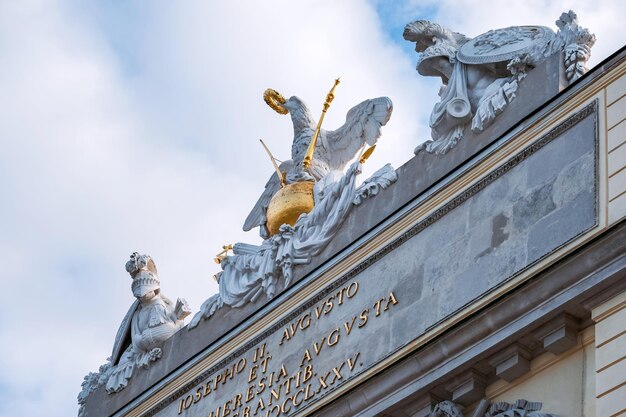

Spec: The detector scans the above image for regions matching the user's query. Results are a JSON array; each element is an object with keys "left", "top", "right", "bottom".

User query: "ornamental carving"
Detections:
[{"left": 404, "top": 10, "right": 595, "bottom": 155}]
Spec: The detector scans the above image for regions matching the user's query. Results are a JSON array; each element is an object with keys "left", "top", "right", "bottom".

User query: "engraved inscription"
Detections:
[{"left": 176, "top": 282, "right": 399, "bottom": 417}]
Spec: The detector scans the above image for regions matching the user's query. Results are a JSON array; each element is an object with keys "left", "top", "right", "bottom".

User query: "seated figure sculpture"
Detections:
[
  {"left": 78, "top": 253, "right": 191, "bottom": 414},
  {"left": 105, "top": 253, "right": 191, "bottom": 393},
  {"left": 96, "top": 253, "right": 191, "bottom": 394}
]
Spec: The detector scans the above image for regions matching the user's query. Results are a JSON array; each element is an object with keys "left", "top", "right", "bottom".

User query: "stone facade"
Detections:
[{"left": 79, "top": 32, "right": 626, "bottom": 417}]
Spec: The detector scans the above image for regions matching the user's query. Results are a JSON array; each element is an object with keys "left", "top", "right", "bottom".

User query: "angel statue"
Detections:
[
  {"left": 404, "top": 11, "right": 595, "bottom": 155},
  {"left": 244, "top": 84, "right": 393, "bottom": 238}
]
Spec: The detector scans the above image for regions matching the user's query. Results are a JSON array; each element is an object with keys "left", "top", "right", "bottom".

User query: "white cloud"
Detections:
[{"left": 0, "top": 1, "right": 622, "bottom": 416}]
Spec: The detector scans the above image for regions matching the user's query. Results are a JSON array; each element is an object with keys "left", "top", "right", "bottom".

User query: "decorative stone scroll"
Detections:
[{"left": 404, "top": 10, "right": 595, "bottom": 154}]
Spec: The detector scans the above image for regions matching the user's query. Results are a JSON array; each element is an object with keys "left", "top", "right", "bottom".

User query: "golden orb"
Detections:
[{"left": 266, "top": 181, "right": 315, "bottom": 235}]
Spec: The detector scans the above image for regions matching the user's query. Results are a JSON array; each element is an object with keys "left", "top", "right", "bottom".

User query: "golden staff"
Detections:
[
  {"left": 302, "top": 78, "right": 341, "bottom": 171},
  {"left": 259, "top": 139, "right": 285, "bottom": 188}
]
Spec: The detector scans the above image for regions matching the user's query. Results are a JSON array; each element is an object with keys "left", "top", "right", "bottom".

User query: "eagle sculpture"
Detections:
[{"left": 244, "top": 94, "right": 393, "bottom": 238}]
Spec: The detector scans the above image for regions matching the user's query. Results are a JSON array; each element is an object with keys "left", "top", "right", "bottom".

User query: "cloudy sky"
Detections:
[{"left": 0, "top": 1, "right": 623, "bottom": 416}]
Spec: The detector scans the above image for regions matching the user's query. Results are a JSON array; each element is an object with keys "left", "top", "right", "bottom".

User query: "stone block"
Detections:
[
  {"left": 487, "top": 343, "right": 531, "bottom": 382},
  {"left": 596, "top": 353, "right": 626, "bottom": 396},
  {"left": 468, "top": 171, "right": 525, "bottom": 225},
  {"left": 597, "top": 381, "right": 626, "bottom": 417},
  {"left": 607, "top": 95, "right": 626, "bottom": 129},
  {"left": 446, "top": 370, "right": 487, "bottom": 406},
  {"left": 533, "top": 313, "right": 580, "bottom": 354},
  {"left": 609, "top": 138, "right": 626, "bottom": 176},
  {"left": 596, "top": 306, "right": 626, "bottom": 347},
  {"left": 527, "top": 191, "right": 595, "bottom": 263},
  {"left": 591, "top": 289, "right": 626, "bottom": 322},
  {"left": 511, "top": 182, "right": 556, "bottom": 230},
  {"left": 609, "top": 167, "right": 626, "bottom": 200},
  {"left": 552, "top": 151, "right": 595, "bottom": 208},
  {"left": 596, "top": 332, "right": 626, "bottom": 372},
  {"left": 609, "top": 191, "right": 626, "bottom": 224},
  {"left": 607, "top": 72, "right": 626, "bottom": 105},
  {"left": 525, "top": 114, "right": 594, "bottom": 189},
  {"left": 608, "top": 119, "right": 626, "bottom": 152}
]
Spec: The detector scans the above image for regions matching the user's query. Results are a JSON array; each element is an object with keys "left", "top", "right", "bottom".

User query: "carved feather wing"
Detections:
[
  {"left": 323, "top": 97, "right": 393, "bottom": 171},
  {"left": 243, "top": 160, "right": 294, "bottom": 232},
  {"left": 403, "top": 20, "right": 469, "bottom": 51}
]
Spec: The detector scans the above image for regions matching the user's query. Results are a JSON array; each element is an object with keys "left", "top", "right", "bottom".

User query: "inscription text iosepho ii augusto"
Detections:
[{"left": 178, "top": 281, "right": 399, "bottom": 417}]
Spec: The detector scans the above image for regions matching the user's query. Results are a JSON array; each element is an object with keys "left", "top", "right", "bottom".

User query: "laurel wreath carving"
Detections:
[{"left": 263, "top": 88, "right": 289, "bottom": 115}]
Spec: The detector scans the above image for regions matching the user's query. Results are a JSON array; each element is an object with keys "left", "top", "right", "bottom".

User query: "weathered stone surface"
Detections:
[{"left": 96, "top": 101, "right": 597, "bottom": 417}]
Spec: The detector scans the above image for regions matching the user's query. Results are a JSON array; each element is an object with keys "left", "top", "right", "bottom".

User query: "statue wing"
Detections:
[
  {"left": 243, "top": 160, "right": 294, "bottom": 232},
  {"left": 323, "top": 97, "right": 393, "bottom": 171},
  {"left": 111, "top": 299, "right": 140, "bottom": 365}
]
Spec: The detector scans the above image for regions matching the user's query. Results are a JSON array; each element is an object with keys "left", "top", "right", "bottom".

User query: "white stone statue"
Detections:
[
  {"left": 106, "top": 253, "right": 191, "bottom": 393},
  {"left": 244, "top": 93, "right": 393, "bottom": 238},
  {"left": 189, "top": 86, "right": 397, "bottom": 328},
  {"left": 77, "top": 253, "right": 191, "bottom": 413},
  {"left": 190, "top": 157, "right": 398, "bottom": 329},
  {"left": 404, "top": 10, "right": 595, "bottom": 154}
]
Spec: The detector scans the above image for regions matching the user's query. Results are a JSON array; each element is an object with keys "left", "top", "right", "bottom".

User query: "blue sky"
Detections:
[{"left": 0, "top": 1, "right": 624, "bottom": 416}]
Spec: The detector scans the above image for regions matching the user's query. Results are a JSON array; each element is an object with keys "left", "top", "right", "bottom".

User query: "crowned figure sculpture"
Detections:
[{"left": 104, "top": 253, "right": 191, "bottom": 393}]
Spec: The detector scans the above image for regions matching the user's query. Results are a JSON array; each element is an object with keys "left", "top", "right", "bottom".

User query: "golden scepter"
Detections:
[{"left": 302, "top": 78, "right": 341, "bottom": 172}]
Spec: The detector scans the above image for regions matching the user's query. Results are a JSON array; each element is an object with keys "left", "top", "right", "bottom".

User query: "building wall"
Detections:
[
  {"left": 481, "top": 326, "right": 596, "bottom": 417},
  {"left": 593, "top": 290, "right": 626, "bottom": 417},
  {"left": 81, "top": 49, "right": 626, "bottom": 417},
  {"left": 608, "top": 70, "right": 626, "bottom": 224}
]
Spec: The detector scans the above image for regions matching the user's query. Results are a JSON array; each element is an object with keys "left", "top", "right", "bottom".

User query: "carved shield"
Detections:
[{"left": 458, "top": 25, "right": 554, "bottom": 65}]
